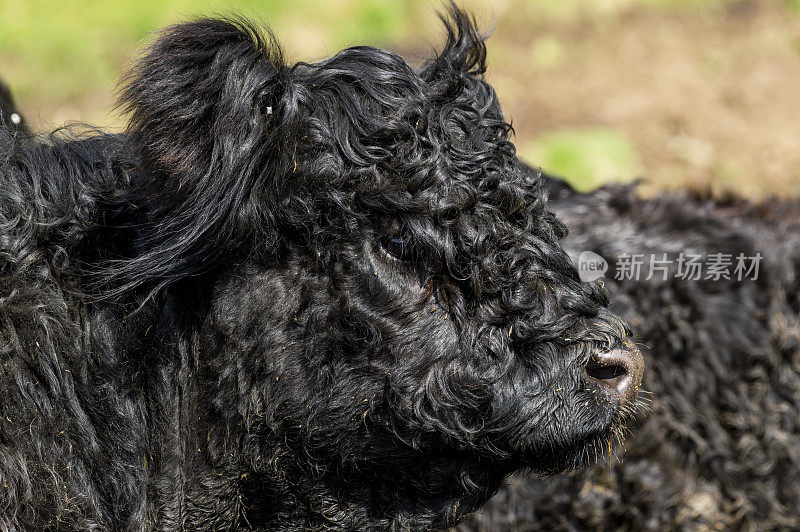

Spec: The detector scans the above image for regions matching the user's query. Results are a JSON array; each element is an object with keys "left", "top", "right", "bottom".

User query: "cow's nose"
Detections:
[{"left": 585, "top": 348, "right": 644, "bottom": 408}]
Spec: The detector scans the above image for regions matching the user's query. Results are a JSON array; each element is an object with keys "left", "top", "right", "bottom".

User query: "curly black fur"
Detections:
[
  {"left": 463, "top": 169, "right": 800, "bottom": 531},
  {"left": 0, "top": 9, "right": 641, "bottom": 530}
]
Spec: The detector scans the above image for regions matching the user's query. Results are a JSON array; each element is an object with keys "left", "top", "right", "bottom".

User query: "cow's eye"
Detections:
[{"left": 381, "top": 236, "right": 416, "bottom": 262}]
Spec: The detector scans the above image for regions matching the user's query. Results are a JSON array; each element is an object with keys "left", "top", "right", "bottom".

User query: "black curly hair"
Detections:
[{"left": 0, "top": 6, "right": 642, "bottom": 529}]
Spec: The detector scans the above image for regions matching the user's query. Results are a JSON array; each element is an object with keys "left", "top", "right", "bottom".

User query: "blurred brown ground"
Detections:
[{"left": 483, "top": 0, "right": 800, "bottom": 198}]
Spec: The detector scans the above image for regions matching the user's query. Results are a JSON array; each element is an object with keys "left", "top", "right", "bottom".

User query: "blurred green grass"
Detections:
[{"left": 520, "top": 129, "right": 641, "bottom": 191}]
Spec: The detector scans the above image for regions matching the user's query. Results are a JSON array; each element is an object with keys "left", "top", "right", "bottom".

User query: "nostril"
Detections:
[
  {"left": 585, "top": 348, "right": 644, "bottom": 408},
  {"left": 585, "top": 358, "right": 627, "bottom": 382}
]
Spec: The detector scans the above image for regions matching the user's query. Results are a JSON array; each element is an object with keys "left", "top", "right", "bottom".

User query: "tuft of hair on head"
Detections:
[
  {"left": 95, "top": 17, "right": 299, "bottom": 303},
  {"left": 420, "top": 2, "right": 490, "bottom": 82}
]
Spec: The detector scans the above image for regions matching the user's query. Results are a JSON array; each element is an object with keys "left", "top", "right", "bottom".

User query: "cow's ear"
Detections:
[
  {"left": 0, "top": 79, "right": 27, "bottom": 132},
  {"left": 100, "top": 19, "right": 299, "bottom": 301},
  {"left": 120, "top": 18, "right": 293, "bottom": 182}
]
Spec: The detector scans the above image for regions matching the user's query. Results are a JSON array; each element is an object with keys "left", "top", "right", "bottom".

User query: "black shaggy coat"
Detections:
[
  {"left": 465, "top": 173, "right": 800, "bottom": 530},
  {"left": 0, "top": 9, "right": 642, "bottom": 531}
]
